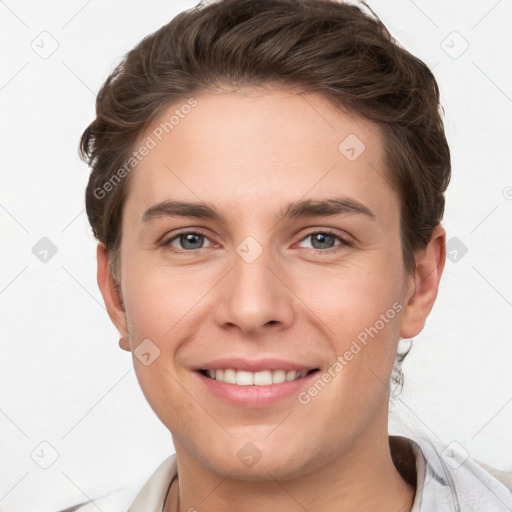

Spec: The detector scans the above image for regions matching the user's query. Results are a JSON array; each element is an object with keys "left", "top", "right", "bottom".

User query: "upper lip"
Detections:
[{"left": 194, "top": 358, "right": 320, "bottom": 373}]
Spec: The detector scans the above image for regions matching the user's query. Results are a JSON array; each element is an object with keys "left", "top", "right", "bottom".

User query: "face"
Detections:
[{"left": 99, "top": 87, "right": 442, "bottom": 480}]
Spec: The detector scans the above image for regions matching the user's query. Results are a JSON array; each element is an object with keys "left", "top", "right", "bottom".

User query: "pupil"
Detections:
[
  {"left": 312, "top": 233, "right": 334, "bottom": 249},
  {"left": 181, "top": 233, "right": 202, "bottom": 249}
]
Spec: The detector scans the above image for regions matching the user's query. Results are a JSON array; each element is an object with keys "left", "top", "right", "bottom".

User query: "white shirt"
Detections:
[{"left": 64, "top": 434, "right": 512, "bottom": 511}]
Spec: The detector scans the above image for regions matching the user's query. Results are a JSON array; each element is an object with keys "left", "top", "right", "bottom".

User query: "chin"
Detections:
[{"left": 200, "top": 444, "right": 310, "bottom": 482}]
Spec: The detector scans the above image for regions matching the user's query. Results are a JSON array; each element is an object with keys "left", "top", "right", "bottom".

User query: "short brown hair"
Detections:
[{"left": 80, "top": 0, "right": 451, "bottom": 389}]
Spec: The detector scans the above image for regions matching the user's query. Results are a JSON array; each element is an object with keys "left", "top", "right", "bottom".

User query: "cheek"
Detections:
[
  {"left": 299, "top": 261, "right": 404, "bottom": 375},
  {"left": 122, "top": 261, "right": 207, "bottom": 341},
  {"left": 303, "top": 263, "right": 401, "bottom": 329},
  {"left": 132, "top": 362, "right": 201, "bottom": 435}
]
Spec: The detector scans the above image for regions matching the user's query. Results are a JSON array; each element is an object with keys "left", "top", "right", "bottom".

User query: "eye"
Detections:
[
  {"left": 163, "top": 231, "right": 215, "bottom": 252},
  {"left": 297, "top": 230, "right": 352, "bottom": 252},
  {"left": 161, "top": 229, "right": 352, "bottom": 254}
]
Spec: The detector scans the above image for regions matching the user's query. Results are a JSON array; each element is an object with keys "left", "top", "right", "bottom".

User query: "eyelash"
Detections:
[{"left": 161, "top": 229, "right": 353, "bottom": 255}]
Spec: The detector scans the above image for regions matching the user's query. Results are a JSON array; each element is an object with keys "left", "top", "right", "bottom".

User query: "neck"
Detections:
[{"left": 165, "top": 431, "right": 416, "bottom": 512}]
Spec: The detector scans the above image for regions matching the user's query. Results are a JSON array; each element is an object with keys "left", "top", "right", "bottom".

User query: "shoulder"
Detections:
[
  {"left": 127, "top": 453, "right": 178, "bottom": 511},
  {"left": 402, "top": 434, "right": 512, "bottom": 511},
  {"left": 473, "top": 460, "right": 512, "bottom": 492},
  {"left": 54, "top": 486, "right": 139, "bottom": 512},
  {"left": 55, "top": 454, "right": 178, "bottom": 512}
]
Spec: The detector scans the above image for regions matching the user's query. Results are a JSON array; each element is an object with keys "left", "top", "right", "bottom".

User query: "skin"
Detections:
[{"left": 97, "top": 86, "right": 446, "bottom": 512}]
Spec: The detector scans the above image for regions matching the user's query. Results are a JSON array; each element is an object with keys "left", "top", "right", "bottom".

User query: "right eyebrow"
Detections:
[{"left": 142, "top": 201, "right": 226, "bottom": 223}]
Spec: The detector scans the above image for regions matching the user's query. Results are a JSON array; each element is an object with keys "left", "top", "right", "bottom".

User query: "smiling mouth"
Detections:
[{"left": 198, "top": 368, "right": 320, "bottom": 385}]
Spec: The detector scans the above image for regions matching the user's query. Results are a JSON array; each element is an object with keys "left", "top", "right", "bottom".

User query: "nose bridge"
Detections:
[{"left": 213, "top": 235, "right": 294, "bottom": 333}]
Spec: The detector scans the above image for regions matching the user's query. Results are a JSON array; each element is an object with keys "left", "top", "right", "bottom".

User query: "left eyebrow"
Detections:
[
  {"left": 278, "top": 198, "right": 376, "bottom": 221},
  {"left": 141, "top": 197, "right": 376, "bottom": 224}
]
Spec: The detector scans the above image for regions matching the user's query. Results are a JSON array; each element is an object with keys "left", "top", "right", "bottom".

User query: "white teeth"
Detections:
[
  {"left": 235, "top": 370, "right": 254, "bottom": 386},
  {"left": 253, "top": 370, "right": 272, "bottom": 385},
  {"left": 205, "top": 368, "right": 311, "bottom": 385},
  {"left": 286, "top": 370, "right": 298, "bottom": 381},
  {"left": 272, "top": 369, "right": 286, "bottom": 383},
  {"left": 223, "top": 368, "right": 236, "bottom": 384}
]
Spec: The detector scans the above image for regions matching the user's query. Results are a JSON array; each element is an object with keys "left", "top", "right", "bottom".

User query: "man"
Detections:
[{"left": 77, "top": 0, "right": 512, "bottom": 510}]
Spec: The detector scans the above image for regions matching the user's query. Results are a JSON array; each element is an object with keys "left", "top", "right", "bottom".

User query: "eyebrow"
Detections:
[
  {"left": 280, "top": 198, "right": 375, "bottom": 221},
  {"left": 141, "top": 197, "right": 376, "bottom": 223}
]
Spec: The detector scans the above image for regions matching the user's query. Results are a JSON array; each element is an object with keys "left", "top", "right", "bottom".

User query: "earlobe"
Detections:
[
  {"left": 119, "top": 336, "right": 131, "bottom": 351},
  {"left": 96, "top": 243, "right": 131, "bottom": 350},
  {"left": 399, "top": 226, "right": 446, "bottom": 339}
]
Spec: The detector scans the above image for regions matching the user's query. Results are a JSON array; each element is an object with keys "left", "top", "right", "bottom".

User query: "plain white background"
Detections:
[{"left": 1, "top": 0, "right": 511, "bottom": 510}]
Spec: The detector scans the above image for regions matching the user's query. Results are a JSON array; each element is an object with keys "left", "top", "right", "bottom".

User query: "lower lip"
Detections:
[{"left": 195, "top": 370, "right": 320, "bottom": 408}]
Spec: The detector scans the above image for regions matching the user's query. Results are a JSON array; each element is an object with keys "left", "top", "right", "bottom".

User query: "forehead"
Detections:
[{"left": 123, "top": 87, "right": 399, "bottom": 229}]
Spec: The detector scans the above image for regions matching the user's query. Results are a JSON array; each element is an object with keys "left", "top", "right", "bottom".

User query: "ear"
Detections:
[
  {"left": 96, "top": 242, "right": 131, "bottom": 352},
  {"left": 400, "top": 225, "right": 446, "bottom": 339}
]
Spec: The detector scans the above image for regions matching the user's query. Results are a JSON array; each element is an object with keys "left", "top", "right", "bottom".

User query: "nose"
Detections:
[{"left": 213, "top": 241, "right": 295, "bottom": 336}]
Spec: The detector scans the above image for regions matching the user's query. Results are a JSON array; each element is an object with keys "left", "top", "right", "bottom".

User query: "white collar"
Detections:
[{"left": 128, "top": 454, "right": 177, "bottom": 512}]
